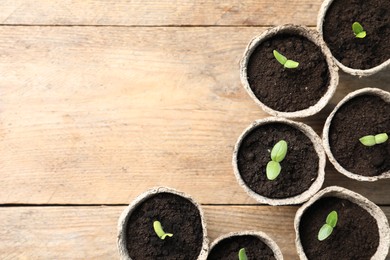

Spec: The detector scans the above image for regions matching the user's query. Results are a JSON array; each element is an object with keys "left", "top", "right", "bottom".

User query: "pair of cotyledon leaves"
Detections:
[
  {"left": 359, "top": 133, "right": 388, "bottom": 147},
  {"left": 266, "top": 140, "right": 288, "bottom": 180},
  {"left": 318, "top": 211, "right": 338, "bottom": 241},
  {"left": 153, "top": 220, "right": 173, "bottom": 240}
]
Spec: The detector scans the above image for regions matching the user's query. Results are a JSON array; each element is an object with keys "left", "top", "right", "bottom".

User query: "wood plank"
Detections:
[
  {"left": 0, "top": 206, "right": 388, "bottom": 259},
  {"left": 0, "top": 0, "right": 322, "bottom": 26},
  {"left": 0, "top": 27, "right": 389, "bottom": 205},
  {"left": 0, "top": 206, "right": 119, "bottom": 259}
]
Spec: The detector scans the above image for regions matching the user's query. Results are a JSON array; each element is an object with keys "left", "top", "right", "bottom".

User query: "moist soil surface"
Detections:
[
  {"left": 299, "top": 197, "right": 379, "bottom": 260},
  {"left": 126, "top": 193, "right": 203, "bottom": 260},
  {"left": 329, "top": 95, "right": 390, "bottom": 176},
  {"left": 323, "top": 0, "right": 390, "bottom": 70},
  {"left": 207, "top": 235, "right": 276, "bottom": 260},
  {"left": 237, "top": 123, "right": 319, "bottom": 198},
  {"left": 247, "top": 33, "right": 330, "bottom": 112}
]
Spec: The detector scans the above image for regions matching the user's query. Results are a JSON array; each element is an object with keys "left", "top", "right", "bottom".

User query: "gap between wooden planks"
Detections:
[
  {"left": 0, "top": 0, "right": 322, "bottom": 26},
  {"left": 0, "top": 26, "right": 389, "bottom": 205},
  {"left": 0, "top": 205, "right": 389, "bottom": 259}
]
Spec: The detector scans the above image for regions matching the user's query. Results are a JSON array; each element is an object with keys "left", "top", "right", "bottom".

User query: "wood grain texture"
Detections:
[
  {"left": 1, "top": 1, "right": 388, "bottom": 259},
  {"left": 0, "top": 206, "right": 388, "bottom": 259},
  {"left": 0, "top": 0, "right": 322, "bottom": 26},
  {"left": 1, "top": 26, "right": 389, "bottom": 205}
]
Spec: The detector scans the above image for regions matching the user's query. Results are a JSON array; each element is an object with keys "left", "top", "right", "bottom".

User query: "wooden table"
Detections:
[{"left": 0, "top": 1, "right": 389, "bottom": 259}]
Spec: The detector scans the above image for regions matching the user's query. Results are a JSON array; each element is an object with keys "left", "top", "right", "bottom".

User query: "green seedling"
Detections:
[
  {"left": 266, "top": 140, "right": 288, "bottom": 180},
  {"left": 318, "top": 210, "right": 338, "bottom": 241},
  {"left": 359, "top": 133, "right": 388, "bottom": 146},
  {"left": 273, "top": 50, "right": 299, "bottom": 69},
  {"left": 352, "top": 22, "right": 366, "bottom": 38},
  {"left": 238, "top": 248, "right": 248, "bottom": 260},
  {"left": 153, "top": 220, "right": 173, "bottom": 240}
]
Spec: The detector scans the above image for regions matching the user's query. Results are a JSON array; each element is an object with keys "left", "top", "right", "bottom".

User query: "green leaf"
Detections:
[
  {"left": 270, "top": 140, "right": 288, "bottom": 163},
  {"left": 238, "top": 248, "right": 248, "bottom": 260},
  {"left": 352, "top": 22, "right": 364, "bottom": 34},
  {"left": 266, "top": 161, "right": 281, "bottom": 180},
  {"left": 160, "top": 233, "right": 173, "bottom": 239},
  {"left": 374, "top": 133, "right": 388, "bottom": 144},
  {"left": 352, "top": 22, "right": 366, "bottom": 38},
  {"left": 273, "top": 50, "right": 299, "bottom": 69},
  {"left": 153, "top": 220, "right": 173, "bottom": 240},
  {"left": 326, "top": 211, "right": 338, "bottom": 228},
  {"left": 318, "top": 223, "right": 333, "bottom": 241},
  {"left": 356, "top": 31, "right": 366, "bottom": 38},
  {"left": 359, "top": 135, "right": 376, "bottom": 146},
  {"left": 284, "top": 60, "right": 299, "bottom": 69},
  {"left": 273, "top": 50, "right": 287, "bottom": 65}
]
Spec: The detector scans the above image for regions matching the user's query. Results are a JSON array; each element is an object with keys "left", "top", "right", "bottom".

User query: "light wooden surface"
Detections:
[
  {"left": 0, "top": 0, "right": 321, "bottom": 26},
  {"left": 0, "top": 1, "right": 389, "bottom": 259}
]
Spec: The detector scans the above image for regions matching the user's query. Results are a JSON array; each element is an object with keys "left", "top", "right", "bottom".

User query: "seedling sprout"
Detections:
[
  {"left": 273, "top": 50, "right": 299, "bottom": 69},
  {"left": 359, "top": 133, "right": 388, "bottom": 146},
  {"left": 318, "top": 210, "right": 338, "bottom": 241},
  {"left": 352, "top": 22, "right": 366, "bottom": 38},
  {"left": 266, "top": 140, "right": 288, "bottom": 180},
  {"left": 153, "top": 220, "right": 173, "bottom": 240},
  {"left": 238, "top": 248, "right": 248, "bottom": 260}
]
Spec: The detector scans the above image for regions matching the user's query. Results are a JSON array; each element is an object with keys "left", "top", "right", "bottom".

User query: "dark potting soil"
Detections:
[
  {"left": 299, "top": 197, "right": 379, "bottom": 260},
  {"left": 247, "top": 33, "right": 330, "bottom": 112},
  {"left": 126, "top": 193, "right": 203, "bottom": 260},
  {"left": 237, "top": 123, "right": 319, "bottom": 198},
  {"left": 207, "top": 235, "right": 276, "bottom": 260},
  {"left": 323, "top": 0, "right": 390, "bottom": 70},
  {"left": 329, "top": 95, "right": 390, "bottom": 176}
]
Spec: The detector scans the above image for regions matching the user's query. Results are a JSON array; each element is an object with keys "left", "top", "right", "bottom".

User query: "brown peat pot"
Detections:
[
  {"left": 240, "top": 24, "right": 338, "bottom": 118},
  {"left": 207, "top": 231, "right": 283, "bottom": 260},
  {"left": 323, "top": 88, "right": 390, "bottom": 181},
  {"left": 233, "top": 117, "right": 326, "bottom": 205},
  {"left": 117, "top": 187, "right": 208, "bottom": 260},
  {"left": 295, "top": 186, "right": 390, "bottom": 260},
  {"left": 317, "top": 0, "right": 390, "bottom": 76}
]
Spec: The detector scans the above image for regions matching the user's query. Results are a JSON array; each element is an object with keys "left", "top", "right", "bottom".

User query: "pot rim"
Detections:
[
  {"left": 322, "top": 87, "right": 390, "bottom": 181},
  {"left": 232, "top": 117, "right": 326, "bottom": 205},
  {"left": 294, "top": 186, "right": 390, "bottom": 260},
  {"left": 239, "top": 24, "right": 339, "bottom": 118},
  {"left": 209, "top": 230, "right": 283, "bottom": 260},
  {"left": 117, "top": 187, "right": 209, "bottom": 260},
  {"left": 317, "top": 0, "right": 390, "bottom": 77}
]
